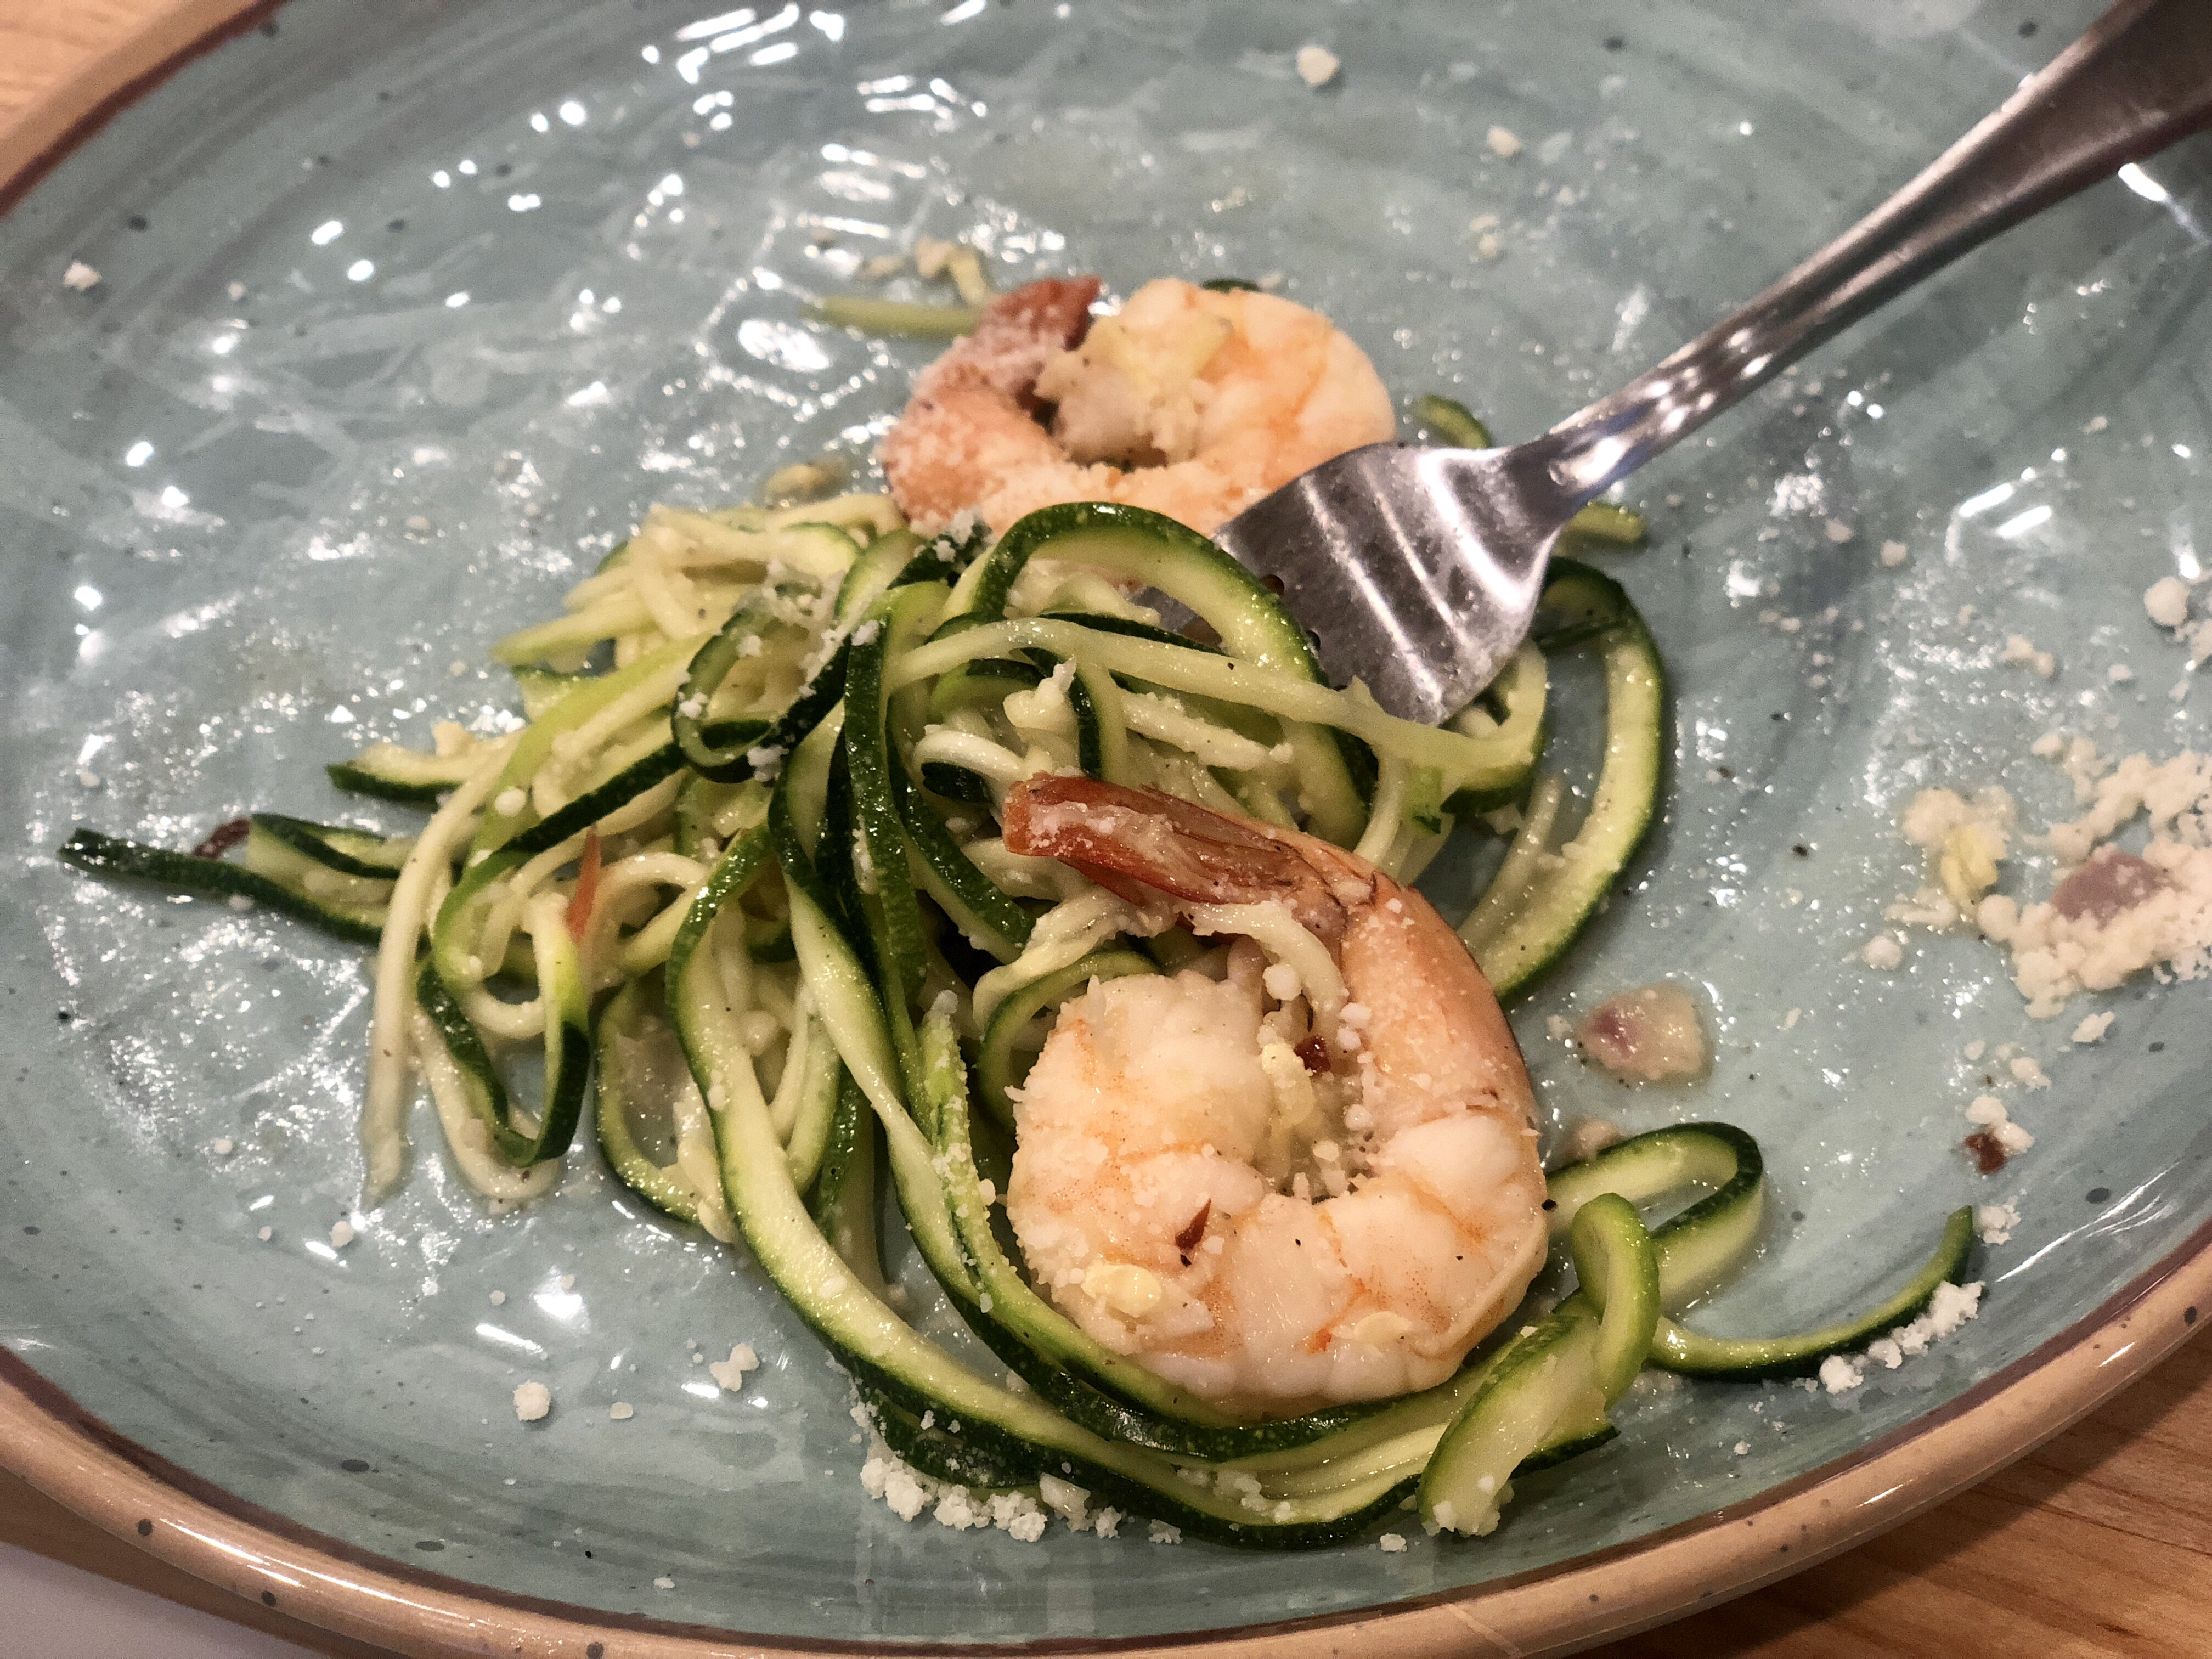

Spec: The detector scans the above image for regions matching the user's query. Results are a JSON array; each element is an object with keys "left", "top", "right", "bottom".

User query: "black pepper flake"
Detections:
[
  {"left": 1602, "top": 35, "right": 1625, "bottom": 50},
  {"left": 261, "top": 1590, "right": 278, "bottom": 1607},
  {"left": 341, "top": 1458, "right": 370, "bottom": 1472},
  {"left": 387, "top": 218, "right": 407, "bottom": 232},
  {"left": 2019, "top": 20, "right": 2039, "bottom": 36},
  {"left": 126, "top": 215, "right": 149, "bottom": 231},
  {"left": 2086, "top": 1186, "right": 2111, "bottom": 1203},
  {"left": 1792, "top": 844, "right": 1809, "bottom": 857},
  {"left": 1541, "top": 1198, "right": 1556, "bottom": 1211},
  {"left": 136, "top": 1519, "right": 152, "bottom": 1536},
  {"left": 494, "top": 162, "right": 513, "bottom": 177}
]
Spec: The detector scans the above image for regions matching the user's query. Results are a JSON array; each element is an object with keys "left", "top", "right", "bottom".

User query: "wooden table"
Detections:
[{"left": 4, "top": 4, "right": 2207, "bottom": 1655}]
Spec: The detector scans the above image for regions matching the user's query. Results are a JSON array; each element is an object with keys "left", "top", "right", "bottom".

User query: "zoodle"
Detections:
[{"left": 61, "top": 390, "right": 1970, "bottom": 1545}]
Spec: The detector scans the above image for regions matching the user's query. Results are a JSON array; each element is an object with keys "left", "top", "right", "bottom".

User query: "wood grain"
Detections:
[{"left": 2, "top": 3, "right": 2209, "bottom": 1657}]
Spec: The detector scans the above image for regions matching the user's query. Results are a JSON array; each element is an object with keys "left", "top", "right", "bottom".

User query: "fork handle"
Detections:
[{"left": 1539, "top": 0, "right": 2212, "bottom": 511}]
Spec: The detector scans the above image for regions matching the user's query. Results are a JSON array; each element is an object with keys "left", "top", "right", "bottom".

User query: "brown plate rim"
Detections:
[{"left": 5, "top": 1224, "right": 2205, "bottom": 1658}]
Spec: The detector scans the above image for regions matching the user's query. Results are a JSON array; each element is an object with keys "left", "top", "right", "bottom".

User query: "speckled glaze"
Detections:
[{"left": 3, "top": 0, "right": 2210, "bottom": 1651}]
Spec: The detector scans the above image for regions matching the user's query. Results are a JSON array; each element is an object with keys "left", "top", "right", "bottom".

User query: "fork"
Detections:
[{"left": 1211, "top": 0, "right": 2212, "bottom": 725}]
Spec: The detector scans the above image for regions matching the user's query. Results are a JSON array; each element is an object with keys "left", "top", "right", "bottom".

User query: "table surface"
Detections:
[{"left": 3, "top": 3, "right": 2209, "bottom": 1656}]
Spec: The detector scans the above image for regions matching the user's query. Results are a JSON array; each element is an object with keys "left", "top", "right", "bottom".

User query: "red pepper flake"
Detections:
[
  {"left": 1294, "top": 1036, "right": 1330, "bottom": 1075},
  {"left": 1174, "top": 1203, "right": 1211, "bottom": 1254},
  {"left": 1963, "top": 1131, "right": 2008, "bottom": 1175},
  {"left": 566, "top": 833, "right": 602, "bottom": 943},
  {"left": 190, "top": 819, "right": 252, "bottom": 860}
]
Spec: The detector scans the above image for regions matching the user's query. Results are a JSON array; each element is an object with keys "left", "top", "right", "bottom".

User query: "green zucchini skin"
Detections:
[
  {"left": 413, "top": 952, "right": 591, "bottom": 1169},
  {"left": 1545, "top": 1122, "right": 1768, "bottom": 1309},
  {"left": 943, "top": 500, "right": 1370, "bottom": 846},
  {"left": 1471, "top": 560, "right": 1666, "bottom": 998},
  {"left": 1651, "top": 1208, "right": 1977, "bottom": 1381},
  {"left": 324, "top": 742, "right": 482, "bottom": 803},
  {"left": 57, "top": 828, "right": 388, "bottom": 944},
  {"left": 592, "top": 976, "right": 711, "bottom": 1228}
]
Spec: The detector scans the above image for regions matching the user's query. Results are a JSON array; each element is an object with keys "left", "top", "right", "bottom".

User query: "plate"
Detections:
[{"left": 4, "top": 1, "right": 2210, "bottom": 1652}]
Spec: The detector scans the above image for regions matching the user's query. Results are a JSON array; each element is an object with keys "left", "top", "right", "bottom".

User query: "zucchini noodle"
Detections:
[{"left": 97, "top": 445, "right": 1982, "bottom": 1552}]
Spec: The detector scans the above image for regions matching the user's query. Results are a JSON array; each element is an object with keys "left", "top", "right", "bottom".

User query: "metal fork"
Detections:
[{"left": 1212, "top": 0, "right": 2212, "bottom": 725}]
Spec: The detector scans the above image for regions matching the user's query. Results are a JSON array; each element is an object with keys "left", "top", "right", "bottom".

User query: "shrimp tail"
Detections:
[
  {"left": 879, "top": 278, "right": 1103, "bottom": 531},
  {"left": 1002, "top": 775, "right": 1356, "bottom": 945},
  {"left": 926, "top": 276, "right": 1102, "bottom": 403}
]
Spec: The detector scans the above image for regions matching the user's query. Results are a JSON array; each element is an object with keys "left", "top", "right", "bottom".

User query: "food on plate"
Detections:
[
  {"left": 1000, "top": 776, "right": 1548, "bottom": 1415},
  {"left": 1575, "top": 983, "right": 1708, "bottom": 1083},
  {"left": 881, "top": 276, "right": 1395, "bottom": 535},
  {"left": 58, "top": 269, "right": 1974, "bottom": 1548}
]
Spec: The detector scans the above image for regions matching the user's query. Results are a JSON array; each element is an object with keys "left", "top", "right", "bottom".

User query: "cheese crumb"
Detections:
[
  {"left": 1999, "top": 634, "right": 2058, "bottom": 679},
  {"left": 1862, "top": 934, "right": 1904, "bottom": 970},
  {"left": 329, "top": 1220, "right": 356, "bottom": 1249},
  {"left": 2072, "top": 1011, "right": 2115, "bottom": 1044},
  {"left": 212, "top": 1137, "right": 234, "bottom": 1155},
  {"left": 2146, "top": 577, "right": 2192, "bottom": 630},
  {"left": 654, "top": 1576, "right": 675, "bottom": 1590},
  {"left": 1879, "top": 540, "right": 1909, "bottom": 568},
  {"left": 708, "top": 1342, "right": 759, "bottom": 1391},
  {"left": 1824, "top": 519, "right": 1854, "bottom": 544},
  {"left": 1148, "top": 1520, "right": 1181, "bottom": 1544},
  {"left": 1486, "top": 125, "right": 1523, "bottom": 158},
  {"left": 1379, "top": 1533, "right": 1408, "bottom": 1552},
  {"left": 1733, "top": 1441, "right": 1751, "bottom": 1456},
  {"left": 1295, "top": 44, "right": 1340, "bottom": 86},
  {"left": 63, "top": 261, "right": 102, "bottom": 291},
  {"left": 2010, "top": 1055, "right": 2049, "bottom": 1088},
  {"left": 1977, "top": 1202, "right": 2021, "bottom": 1245},
  {"left": 489, "top": 1290, "right": 506, "bottom": 1305},
  {"left": 609, "top": 1402, "right": 634, "bottom": 1420},
  {"left": 513, "top": 1381, "right": 552, "bottom": 1421},
  {"left": 257, "top": 1226, "right": 273, "bottom": 1242}
]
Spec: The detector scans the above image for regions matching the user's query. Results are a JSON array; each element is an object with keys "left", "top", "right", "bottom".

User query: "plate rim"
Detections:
[
  {"left": 4, "top": 2, "right": 2208, "bottom": 1652},
  {"left": 7, "top": 1221, "right": 2205, "bottom": 1658}
]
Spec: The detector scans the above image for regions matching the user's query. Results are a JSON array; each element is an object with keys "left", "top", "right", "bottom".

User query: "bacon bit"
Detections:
[
  {"left": 2051, "top": 846, "right": 2169, "bottom": 923},
  {"left": 190, "top": 819, "right": 252, "bottom": 860},
  {"left": 566, "top": 833, "right": 603, "bottom": 943},
  {"left": 1294, "top": 1036, "right": 1330, "bottom": 1075},
  {"left": 1175, "top": 1203, "right": 1212, "bottom": 1254},
  {"left": 1963, "top": 1131, "right": 2009, "bottom": 1175}
]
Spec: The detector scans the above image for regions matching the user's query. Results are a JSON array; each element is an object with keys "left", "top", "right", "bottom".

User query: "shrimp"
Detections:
[
  {"left": 880, "top": 276, "right": 1396, "bottom": 538},
  {"left": 997, "top": 776, "right": 1547, "bottom": 1418}
]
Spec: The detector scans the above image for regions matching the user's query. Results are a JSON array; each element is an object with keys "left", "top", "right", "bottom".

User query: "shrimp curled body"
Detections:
[
  {"left": 880, "top": 276, "right": 1395, "bottom": 538},
  {"left": 1000, "top": 777, "right": 1546, "bottom": 1418}
]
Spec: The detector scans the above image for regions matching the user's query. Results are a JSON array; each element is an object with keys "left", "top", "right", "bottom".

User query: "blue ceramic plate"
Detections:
[{"left": 4, "top": 0, "right": 2210, "bottom": 1651}]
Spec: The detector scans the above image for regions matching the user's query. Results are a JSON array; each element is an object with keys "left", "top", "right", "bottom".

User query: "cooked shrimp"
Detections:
[
  {"left": 880, "top": 276, "right": 1395, "bottom": 538},
  {"left": 998, "top": 777, "right": 1546, "bottom": 1418}
]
